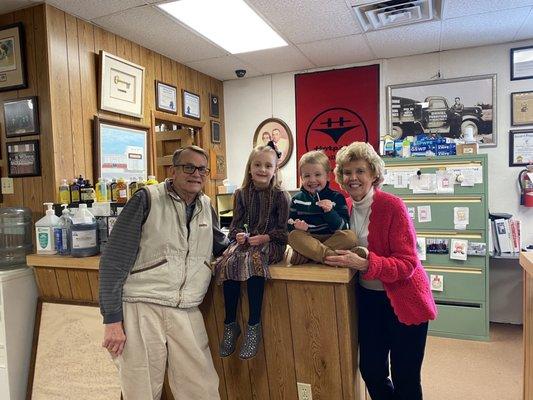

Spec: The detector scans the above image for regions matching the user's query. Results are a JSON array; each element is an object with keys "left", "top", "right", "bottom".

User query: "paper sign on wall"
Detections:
[
  {"left": 430, "top": 274, "right": 444, "bottom": 292},
  {"left": 417, "top": 205, "right": 432, "bottom": 223},
  {"left": 408, "top": 207, "right": 415, "bottom": 220},
  {"left": 453, "top": 207, "right": 469, "bottom": 230},
  {"left": 450, "top": 238, "right": 468, "bottom": 261},
  {"left": 416, "top": 237, "right": 427, "bottom": 261}
]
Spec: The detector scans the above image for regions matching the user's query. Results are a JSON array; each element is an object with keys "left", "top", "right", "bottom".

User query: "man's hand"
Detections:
[
  {"left": 236, "top": 232, "right": 248, "bottom": 245},
  {"left": 102, "top": 321, "right": 126, "bottom": 357},
  {"left": 316, "top": 199, "right": 334, "bottom": 213},
  {"left": 248, "top": 234, "right": 270, "bottom": 246},
  {"left": 293, "top": 219, "right": 309, "bottom": 231}
]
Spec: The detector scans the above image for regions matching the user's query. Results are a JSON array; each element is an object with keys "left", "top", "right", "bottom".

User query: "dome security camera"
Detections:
[{"left": 235, "top": 69, "right": 246, "bottom": 78}]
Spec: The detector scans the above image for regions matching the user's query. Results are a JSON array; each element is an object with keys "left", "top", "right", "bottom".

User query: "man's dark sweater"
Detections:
[{"left": 288, "top": 182, "right": 349, "bottom": 235}]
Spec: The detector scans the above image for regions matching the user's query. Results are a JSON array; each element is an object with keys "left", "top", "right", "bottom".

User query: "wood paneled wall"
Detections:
[{"left": 0, "top": 4, "right": 226, "bottom": 216}]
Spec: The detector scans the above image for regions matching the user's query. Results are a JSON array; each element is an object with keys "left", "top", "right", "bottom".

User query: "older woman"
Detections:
[{"left": 325, "top": 142, "right": 437, "bottom": 400}]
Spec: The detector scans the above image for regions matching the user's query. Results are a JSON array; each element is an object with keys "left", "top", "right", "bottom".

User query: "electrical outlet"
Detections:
[
  {"left": 297, "top": 382, "right": 312, "bottom": 400},
  {"left": 1, "top": 177, "right": 14, "bottom": 194}
]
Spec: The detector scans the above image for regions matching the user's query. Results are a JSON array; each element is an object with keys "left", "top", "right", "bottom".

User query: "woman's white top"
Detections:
[{"left": 350, "top": 187, "right": 384, "bottom": 291}]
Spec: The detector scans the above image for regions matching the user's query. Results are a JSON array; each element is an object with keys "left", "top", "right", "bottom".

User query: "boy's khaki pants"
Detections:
[
  {"left": 288, "top": 229, "right": 357, "bottom": 263},
  {"left": 114, "top": 302, "right": 220, "bottom": 400}
]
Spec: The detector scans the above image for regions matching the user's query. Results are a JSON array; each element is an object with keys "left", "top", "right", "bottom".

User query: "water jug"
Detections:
[{"left": 0, "top": 207, "right": 33, "bottom": 268}]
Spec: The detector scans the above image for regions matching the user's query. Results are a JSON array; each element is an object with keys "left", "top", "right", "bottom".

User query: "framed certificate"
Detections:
[
  {"left": 182, "top": 90, "right": 200, "bottom": 120},
  {"left": 155, "top": 81, "right": 177, "bottom": 114},
  {"left": 511, "top": 91, "right": 533, "bottom": 126},
  {"left": 511, "top": 45, "right": 533, "bottom": 81},
  {"left": 509, "top": 129, "right": 533, "bottom": 167}
]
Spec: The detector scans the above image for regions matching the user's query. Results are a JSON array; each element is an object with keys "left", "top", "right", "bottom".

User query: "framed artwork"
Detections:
[
  {"left": 210, "top": 148, "right": 226, "bottom": 180},
  {"left": 182, "top": 90, "right": 200, "bottom": 119},
  {"left": 211, "top": 120, "right": 221, "bottom": 143},
  {"left": 99, "top": 51, "right": 145, "bottom": 118},
  {"left": 6, "top": 139, "right": 40, "bottom": 177},
  {"left": 155, "top": 80, "right": 177, "bottom": 114},
  {"left": 253, "top": 118, "right": 294, "bottom": 168},
  {"left": 0, "top": 22, "right": 27, "bottom": 92},
  {"left": 27, "top": 300, "right": 121, "bottom": 399},
  {"left": 93, "top": 117, "right": 150, "bottom": 181},
  {"left": 210, "top": 93, "right": 219, "bottom": 118},
  {"left": 3, "top": 96, "right": 39, "bottom": 137},
  {"left": 509, "top": 129, "right": 533, "bottom": 167},
  {"left": 511, "top": 91, "right": 533, "bottom": 126},
  {"left": 387, "top": 74, "right": 497, "bottom": 147},
  {"left": 510, "top": 45, "right": 533, "bottom": 81}
]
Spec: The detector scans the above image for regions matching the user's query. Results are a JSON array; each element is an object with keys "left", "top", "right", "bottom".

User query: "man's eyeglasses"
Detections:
[{"left": 174, "top": 164, "right": 210, "bottom": 176}]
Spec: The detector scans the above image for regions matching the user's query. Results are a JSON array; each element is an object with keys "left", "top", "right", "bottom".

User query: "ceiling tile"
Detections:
[
  {"left": 515, "top": 9, "right": 533, "bottom": 40},
  {"left": 442, "top": 0, "right": 533, "bottom": 19},
  {"left": 236, "top": 46, "right": 315, "bottom": 75},
  {"left": 246, "top": 0, "right": 361, "bottom": 44},
  {"left": 298, "top": 34, "right": 374, "bottom": 67},
  {"left": 185, "top": 56, "right": 263, "bottom": 81},
  {"left": 44, "top": 0, "right": 146, "bottom": 20},
  {"left": 93, "top": 6, "right": 227, "bottom": 63},
  {"left": 366, "top": 20, "right": 441, "bottom": 58},
  {"left": 441, "top": 8, "right": 529, "bottom": 50},
  {"left": 1, "top": 0, "right": 34, "bottom": 14}
]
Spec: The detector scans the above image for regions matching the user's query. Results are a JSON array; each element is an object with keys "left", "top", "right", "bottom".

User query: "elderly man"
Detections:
[{"left": 99, "top": 145, "right": 228, "bottom": 400}]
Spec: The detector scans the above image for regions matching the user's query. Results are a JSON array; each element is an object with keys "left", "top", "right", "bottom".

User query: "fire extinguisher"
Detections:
[{"left": 519, "top": 164, "right": 533, "bottom": 207}]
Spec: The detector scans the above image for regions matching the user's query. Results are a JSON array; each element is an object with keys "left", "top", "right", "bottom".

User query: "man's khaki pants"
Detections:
[
  {"left": 115, "top": 302, "right": 220, "bottom": 400},
  {"left": 288, "top": 229, "right": 357, "bottom": 263}
]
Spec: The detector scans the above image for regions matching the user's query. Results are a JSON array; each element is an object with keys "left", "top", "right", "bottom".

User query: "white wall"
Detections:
[{"left": 224, "top": 40, "right": 533, "bottom": 245}]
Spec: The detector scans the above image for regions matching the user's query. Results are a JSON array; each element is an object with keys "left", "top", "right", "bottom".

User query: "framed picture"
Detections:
[
  {"left": 0, "top": 22, "right": 27, "bottom": 92},
  {"left": 155, "top": 80, "right": 177, "bottom": 114},
  {"left": 511, "top": 91, "right": 533, "bottom": 126},
  {"left": 386, "top": 74, "right": 497, "bottom": 147},
  {"left": 27, "top": 300, "right": 121, "bottom": 399},
  {"left": 510, "top": 45, "right": 533, "bottom": 81},
  {"left": 253, "top": 118, "right": 294, "bottom": 168},
  {"left": 210, "top": 148, "right": 226, "bottom": 180},
  {"left": 210, "top": 93, "right": 219, "bottom": 118},
  {"left": 509, "top": 129, "right": 533, "bottom": 167},
  {"left": 6, "top": 139, "right": 40, "bottom": 177},
  {"left": 3, "top": 96, "right": 39, "bottom": 137},
  {"left": 93, "top": 117, "right": 150, "bottom": 181},
  {"left": 182, "top": 90, "right": 200, "bottom": 119},
  {"left": 211, "top": 120, "right": 221, "bottom": 143},
  {"left": 99, "top": 51, "right": 145, "bottom": 118}
]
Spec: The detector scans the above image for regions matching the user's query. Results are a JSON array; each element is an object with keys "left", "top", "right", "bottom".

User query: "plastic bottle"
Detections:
[
  {"left": 128, "top": 177, "right": 138, "bottom": 197},
  {"left": 110, "top": 178, "right": 118, "bottom": 202},
  {"left": 54, "top": 204, "right": 72, "bottom": 255},
  {"left": 146, "top": 175, "right": 158, "bottom": 185},
  {"left": 35, "top": 202, "right": 60, "bottom": 254},
  {"left": 70, "top": 178, "right": 81, "bottom": 204},
  {"left": 59, "top": 179, "right": 70, "bottom": 204},
  {"left": 70, "top": 203, "right": 99, "bottom": 257},
  {"left": 116, "top": 178, "right": 128, "bottom": 204},
  {"left": 137, "top": 176, "right": 146, "bottom": 191},
  {"left": 106, "top": 179, "right": 112, "bottom": 202},
  {"left": 80, "top": 179, "right": 96, "bottom": 205},
  {"left": 95, "top": 177, "right": 108, "bottom": 202}
]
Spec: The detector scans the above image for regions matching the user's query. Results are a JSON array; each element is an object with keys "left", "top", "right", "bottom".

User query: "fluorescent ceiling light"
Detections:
[{"left": 158, "top": 0, "right": 287, "bottom": 54}]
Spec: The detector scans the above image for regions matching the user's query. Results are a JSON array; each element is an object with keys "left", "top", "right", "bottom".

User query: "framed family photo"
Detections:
[
  {"left": 93, "top": 117, "right": 150, "bottom": 181},
  {"left": 0, "top": 22, "right": 27, "bottom": 92},
  {"left": 387, "top": 74, "right": 497, "bottom": 147},
  {"left": 183, "top": 90, "right": 200, "bottom": 119},
  {"left": 510, "top": 45, "right": 533, "bottom": 81},
  {"left": 3, "top": 96, "right": 39, "bottom": 137},
  {"left": 99, "top": 51, "right": 145, "bottom": 118},
  {"left": 6, "top": 139, "right": 40, "bottom": 177},
  {"left": 253, "top": 118, "right": 294, "bottom": 168},
  {"left": 155, "top": 80, "right": 177, "bottom": 114},
  {"left": 511, "top": 91, "right": 533, "bottom": 126},
  {"left": 509, "top": 129, "right": 533, "bottom": 167}
]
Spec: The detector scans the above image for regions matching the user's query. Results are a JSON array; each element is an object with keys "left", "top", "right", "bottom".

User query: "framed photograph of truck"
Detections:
[{"left": 387, "top": 74, "right": 497, "bottom": 147}]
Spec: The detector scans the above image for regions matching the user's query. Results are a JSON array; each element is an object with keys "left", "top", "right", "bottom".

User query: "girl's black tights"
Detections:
[{"left": 223, "top": 276, "right": 265, "bottom": 325}]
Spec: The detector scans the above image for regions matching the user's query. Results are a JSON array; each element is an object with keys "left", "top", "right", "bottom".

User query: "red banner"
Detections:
[{"left": 295, "top": 65, "right": 380, "bottom": 190}]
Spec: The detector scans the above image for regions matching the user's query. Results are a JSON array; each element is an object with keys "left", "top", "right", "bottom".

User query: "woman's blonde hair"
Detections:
[
  {"left": 241, "top": 144, "right": 281, "bottom": 189},
  {"left": 298, "top": 150, "right": 330, "bottom": 174},
  {"left": 334, "top": 142, "right": 384, "bottom": 189}
]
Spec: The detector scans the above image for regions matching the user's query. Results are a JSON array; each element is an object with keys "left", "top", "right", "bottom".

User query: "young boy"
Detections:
[{"left": 288, "top": 150, "right": 357, "bottom": 264}]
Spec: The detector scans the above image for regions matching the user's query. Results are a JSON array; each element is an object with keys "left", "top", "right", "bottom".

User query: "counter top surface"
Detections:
[
  {"left": 520, "top": 252, "right": 533, "bottom": 276},
  {"left": 26, "top": 254, "right": 356, "bottom": 283}
]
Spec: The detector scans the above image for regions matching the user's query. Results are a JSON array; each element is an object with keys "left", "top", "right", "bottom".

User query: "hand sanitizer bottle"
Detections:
[
  {"left": 54, "top": 204, "right": 72, "bottom": 255},
  {"left": 35, "top": 202, "right": 60, "bottom": 254}
]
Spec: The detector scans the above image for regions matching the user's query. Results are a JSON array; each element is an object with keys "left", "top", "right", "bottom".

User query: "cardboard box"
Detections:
[{"left": 457, "top": 143, "right": 478, "bottom": 155}]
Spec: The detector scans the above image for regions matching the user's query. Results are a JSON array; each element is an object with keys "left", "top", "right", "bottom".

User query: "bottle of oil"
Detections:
[
  {"left": 70, "top": 178, "right": 81, "bottom": 205},
  {"left": 95, "top": 177, "right": 108, "bottom": 202},
  {"left": 110, "top": 178, "right": 118, "bottom": 202},
  {"left": 137, "top": 176, "right": 146, "bottom": 191},
  {"left": 80, "top": 179, "right": 96, "bottom": 205},
  {"left": 128, "top": 177, "right": 138, "bottom": 197},
  {"left": 116, "top": 177, "right": 128, "bottom": 204},
  {"left": 59, "top": 179, "right": 70, "bottom": 204}
]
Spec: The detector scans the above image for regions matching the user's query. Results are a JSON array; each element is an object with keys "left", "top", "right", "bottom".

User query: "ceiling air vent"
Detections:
[{"left": 350, "top": 0, "right": 437, "bottom": 32}]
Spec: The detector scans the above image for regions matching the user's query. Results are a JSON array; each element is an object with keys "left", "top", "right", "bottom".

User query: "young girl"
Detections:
[{"left": 214, "top": 142, "right": 290, "bottom": 360}]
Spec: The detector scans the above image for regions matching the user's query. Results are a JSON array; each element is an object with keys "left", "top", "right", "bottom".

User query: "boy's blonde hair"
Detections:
[
  {"left": 241, "top": 144, "right": 281, "bottom": 189},
  {"left": 298, "top": 150, "right": 331, "bottom": 174}
]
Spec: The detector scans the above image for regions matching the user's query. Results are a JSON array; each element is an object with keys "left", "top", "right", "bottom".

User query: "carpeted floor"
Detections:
[{"left": 422, "top": 323, "right": 523, "bottom": 400}]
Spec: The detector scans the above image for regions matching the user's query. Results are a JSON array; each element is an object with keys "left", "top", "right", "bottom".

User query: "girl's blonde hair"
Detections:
[
  {"left": 298, "top": 150, "right": 330, "bottom": 174},
  {"left": 241, "top": 144, "right": 281, "bottom": 189},
  {"left": 334, "top": 142, "right": 384, "bottom": 190}
]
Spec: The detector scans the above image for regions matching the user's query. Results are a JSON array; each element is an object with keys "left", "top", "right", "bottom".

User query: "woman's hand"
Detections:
[
  {"left": 316, "top": 199, "right": 334, "bottom": 213},
  {"left": 293, "top": 219, "right": 309, "bottom": 231},
  {"left": 324, "top": 249, "right": 369, "bottom": 272},
  {"left": 248, "top": 234, "right": 270, "bottom": 246},
  {"left": 236, "top": 232, "right": 248, "bottom": 245}
]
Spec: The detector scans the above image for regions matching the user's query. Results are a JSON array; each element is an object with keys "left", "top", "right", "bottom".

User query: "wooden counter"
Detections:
[
  {"left": 521, "top": 252, "right": 533, "bottom": 400},
  {"left": 26, "top": 254, "right": 362, "bottom": 400}
]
